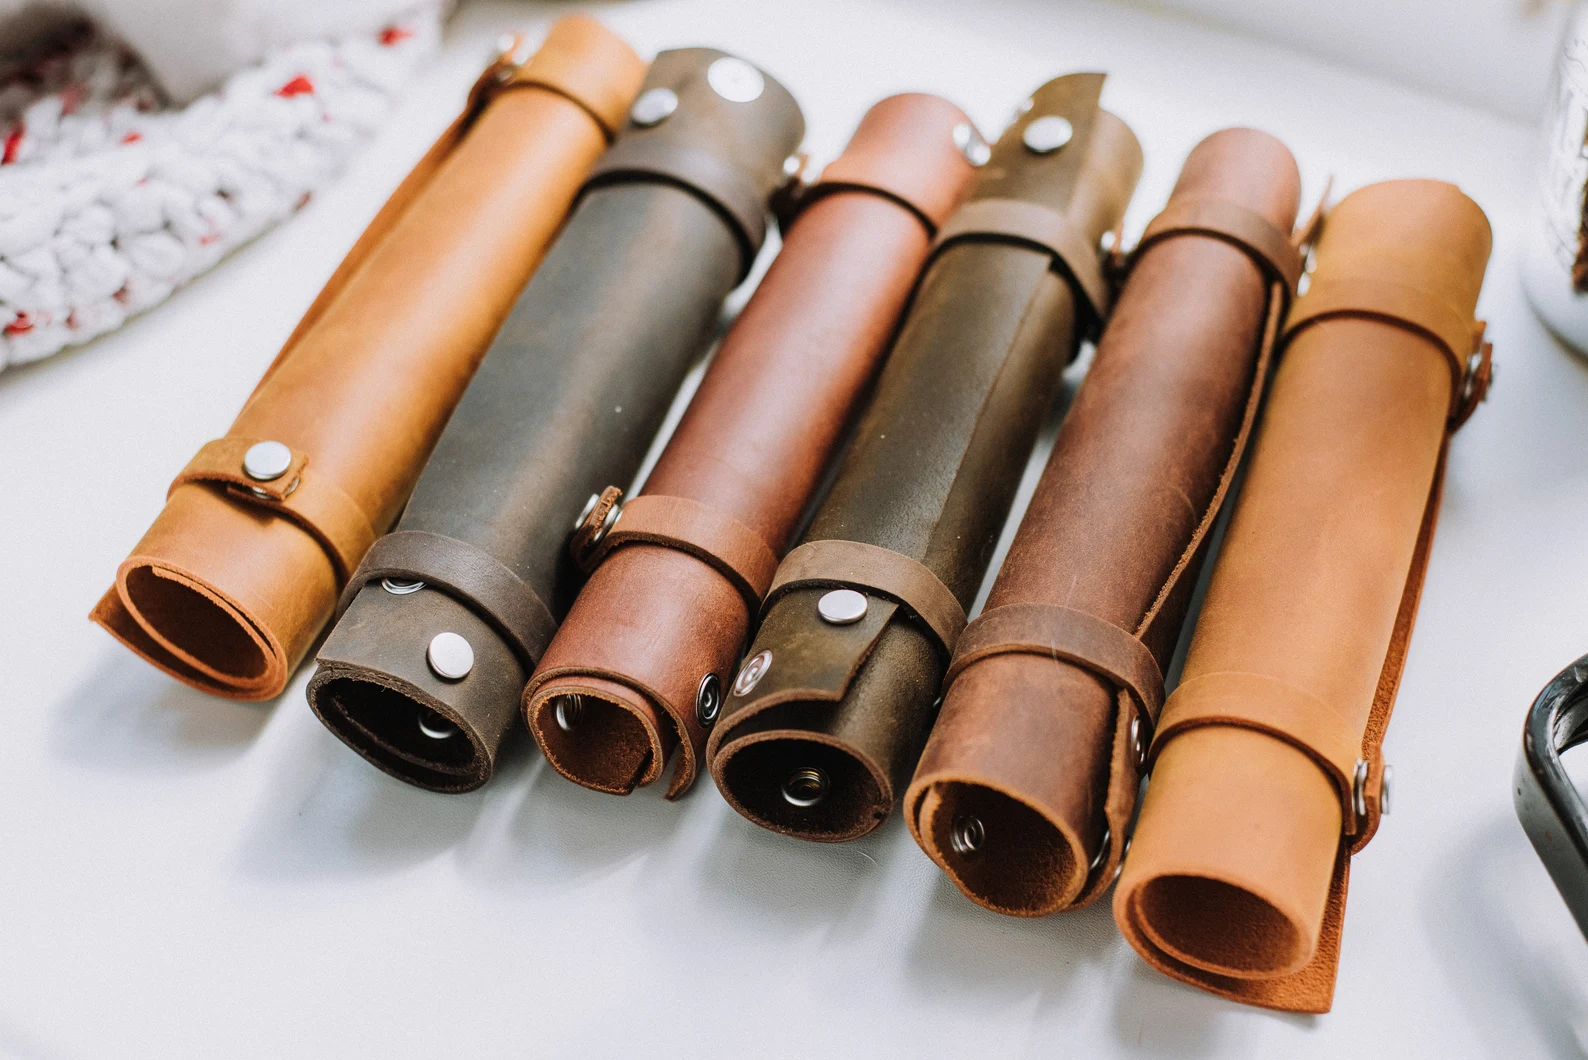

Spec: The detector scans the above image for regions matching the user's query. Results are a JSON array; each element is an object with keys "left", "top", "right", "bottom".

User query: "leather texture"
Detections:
[
  {"left": 89, "top": 18, "right": 647, "bottom": 700},
  {"left": 905, "top": 129, "right": 1302, "bottom": 916},
  {"left": 308, "top": 48, "right": 805, "bottom": 792},
  {"left": 522, "top": 94, "right": 975, "bottom": 800},
  {"left": 705, "top": 73, "right": 1143, "bottom": 842},
  {"left": 1113, "top": 179, "right": 1493, "bottom": 1013}
]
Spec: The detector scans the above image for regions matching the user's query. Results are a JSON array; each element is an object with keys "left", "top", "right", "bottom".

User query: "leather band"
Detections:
[
  {"left": 338, "top": 529, "right": 558, "bottom": 669},
  {"left": 170, "top": 438, "right": 376, "bottom": 583},
  {"left": 783, "top": 179, "right": 937, "bottom": 237},
  {"left": 947, "top": 602, "right": 1165, "bottom": 725},
  {"left": 585, "top": 138, "right": 769, "bottom": 280},
  {"left": 593, "top": 493, "right": 780, "bottom": 608},
  {"left": 1133, "top": 198, "right": 1303, "bottom": 294},
  {"left": 930, "top": 197, "right": 1111, "bottom": 328},
  {"left": 765, "top": 539, "right": 966, "bottom": 657}
]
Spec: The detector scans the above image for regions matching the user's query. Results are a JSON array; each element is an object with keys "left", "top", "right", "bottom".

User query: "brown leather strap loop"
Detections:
[
  {"left": 765, "top": 540, "right": 966, "bottom": 657},
  {"left": 930, "top": 197, "right": 1111, "bottom": 329},
  {"left": 948, "top": 602, "right": 1165, "bottom": 725},
  {"left": 1132, "top": 198, "right": 1303, "bottom": 294},
  {"left": 339, "top": 529, "right": 558, "bottom": 670},
  {"left": 170, "top": 438, "right": 376, "bottom": 583},
  {"left": 781, "top": 179, "right": 938, "bottom": 238},
  {"left": 593, "top": 494, "right": 780, "bottom": 608},
  {"left": 584, "top": 138, "right": 768, "bottom": 281}
]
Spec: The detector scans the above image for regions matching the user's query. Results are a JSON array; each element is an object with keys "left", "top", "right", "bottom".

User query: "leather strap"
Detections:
[
  {"left": 592, "top": 493, "right": 780, "bottom": 609},
  {"left": 765, "top": 539, "right": 966, "bottom": 658},
  {"left": 170, "top": 438, "right": 376, "bottom": 583},
  {"left": 930, "top": 197, "right": 1112, "bottom": 329},
  {"left": 339, "top": 529, "right": 558, "bottom": 670},
  {"left": 584, "top": 138, "right": 769, "bottom": 280},
  {"left": 1132, "top": 198, "right": 1303, "bottom": 294},
  {"left": 781, "top": 179, "right": 938, "bottom": 237},
  {"left": 948, "top": 602, "right": 1165, "bottom": 725}
]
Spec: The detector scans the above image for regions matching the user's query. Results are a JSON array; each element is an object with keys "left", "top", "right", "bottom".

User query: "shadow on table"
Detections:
[
  {"left": 47, "top": 647, "right": 270, "bottom": 773},
  {"left": 1421, "top": 812, "right": 1588, "bottom": 1058}
]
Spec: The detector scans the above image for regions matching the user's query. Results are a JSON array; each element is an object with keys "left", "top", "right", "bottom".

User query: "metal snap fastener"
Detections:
[
  {"left": 574, "top": 493, "right": 600, "bottom": 532},
  {"left": 782, "top": 767, "right": 828, "bottom": 807},
  {"left": 381, "top": 578, "right": 424, "bottom": 596},
  {"left": 706, "top": 56, "right": 763, "bottom": 103},
  {"left": 733, "top": 649, "right": 772, "bottom": 697},
  {"left": 1381, "top": 764, "right": 1394, "bottom": 815},
  {"left": 1022, "top": 115, "right": 1073, "bottom": 154},
  {"left": 630, "top": 87, "right": 678, "bottom": 127},
  {"left": 696, "top": 672, "right": 722, "bottom": 727},
  {"left": 426, "top": 631, "right": 473, "bottom": 681},
  {"left": 817, "top": 588, "right": 867, "bottom": 625},
  {"left": 1352, "top": 758, "right": 1370, "bottom": 819},
  {"left": 1129, "top": 715, "right": 1147, "bottom": 769},
  {"left": 418, "top": 709, "right": 456, "bottom": 740},
  {"left": 553, "top": 694, "right": 584, "bottom": 732},
  {"left": 242, "top": 440, "right": 292, "bottom": 482},
  {"left": 951, "top": 122, "right": 990, "bottom": 167},
  {"left": 949, "top": 814, "right": 984, "bottom": 858},
  {"left": 1089, "top": 825, "right": 1113, "bottom": 874}
]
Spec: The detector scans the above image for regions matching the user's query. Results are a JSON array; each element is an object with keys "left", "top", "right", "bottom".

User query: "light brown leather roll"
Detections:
[
  {"left": 1113, "top": 179, "right": 1494, "bottom": 1013},
  {"left": 520, "top": 94, "right": 976, "bottom": 800},
  {"left": 89, "top": 19, "right": 647, "bottom": 700}
]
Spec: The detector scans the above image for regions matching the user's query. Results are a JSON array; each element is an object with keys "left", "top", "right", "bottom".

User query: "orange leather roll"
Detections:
[
  {"left": 1113, "top": 179, "right": 1494, "bottom": 1013},
  {"left": 90, "top": 19, "right": 647, "bottom": 700}
]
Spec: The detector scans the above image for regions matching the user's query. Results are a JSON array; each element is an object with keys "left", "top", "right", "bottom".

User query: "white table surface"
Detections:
[{"left": 5, "top": 1, "right": 1588, "bottom": 1056}]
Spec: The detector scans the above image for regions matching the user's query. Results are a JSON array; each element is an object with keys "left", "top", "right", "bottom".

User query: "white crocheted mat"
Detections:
[{"left": 0, "top": 6, "right": 439, "bottom": 368}]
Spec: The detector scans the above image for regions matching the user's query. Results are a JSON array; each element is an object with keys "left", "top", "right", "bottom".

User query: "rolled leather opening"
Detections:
[
  {"left": 307, "top": 582, "right": 525, "bottom": 792},
  {"left": 121, "top": 564, "right": 271, "bottom": 683},
  {"left": 715, "top": 731, "right": 888, "bottom": 842},
  {"left": 527, "top": 674, "right": 673, "bottom": 795},
  {"left": 1115, "top": 725, "right": 1342, "bottom": 980},
  {"left": 910, "top": 781, "right": 1082, "bottom": 916}
]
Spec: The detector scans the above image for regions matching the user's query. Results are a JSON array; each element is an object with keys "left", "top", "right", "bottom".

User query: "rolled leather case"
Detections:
[
  {"left": 89, "top": 18, "right": 647, "bottom": 700},
  {"left": 705, "top": 73, "right": 1143, "bottom": 842},
  {"left": 520, "top": 94, "right": 977, "bottom": 800},
  {"left": 307, "top": 49, "right": 805, "bottom": 792},
  {"left": 905, "top": 129, "right": 1303, "bottom": 915},
  {"left": 1113, "top": 179, "right": 1495, "bottom": 1013}
]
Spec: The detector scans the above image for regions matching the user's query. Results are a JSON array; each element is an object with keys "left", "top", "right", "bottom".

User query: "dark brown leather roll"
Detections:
[
  {"left": 904, "top": 128, "right": 1303, "bottom": 915},
  {"left": 704, "top": 73, "right": 1142, "bottom": 842},
  {"left": 521, "top": 93, "right": 977, "bottom": 800},
  {"left": 306, "top": 49, "right": 804, "bottom": 792}
]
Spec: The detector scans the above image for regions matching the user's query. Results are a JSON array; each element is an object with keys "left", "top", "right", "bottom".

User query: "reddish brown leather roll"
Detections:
[
  {"left": 521, "top": 94, "right": 976, "bottom": 799},
  {"left": 905, "top": 129, "right": 1302, "bottom": 916},
  {"left": 1113, "top": 179, "right": 1493, "bottom": 1013},
  {"left": 88, "top": 19, "right": 646, "bottom": 700}
]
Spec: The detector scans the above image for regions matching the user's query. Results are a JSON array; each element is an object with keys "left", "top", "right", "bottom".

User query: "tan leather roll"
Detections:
[
  {"left": 89, "top": 19, "right": 647, "bottom": 700},
  {"left": 1113, "top": 179, "right": 1494, "bottom": 1013}
]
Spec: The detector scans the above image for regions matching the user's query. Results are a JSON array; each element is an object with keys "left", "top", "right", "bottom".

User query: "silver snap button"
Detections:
[
  {"left": 782, "top": 767, "right": 828, "bottom": 807},
  {"left": 1022, "top": 115, "right": 1073, "bottom": 154},
  {"left": 1129, "top": 715, "right": 1147, "bottom": 769},
  {"left": 553, "top": 694, "right": 584, "bottom": 732},
  {"left": 696, "top": 672, "right": 722, "bottom": 727},
  {"left": 1381, "top": 764, "right": 1394, "bottom": 815},
  {"left": 426, "top": 631, "right": 473, "bottom": 681},
  {"left": 381, "top": 578, "right": 424, "bottom": 596},
  {"left": 574, "top": 493, "right": 600, "bottom": 532},
  {"left": 418, "top": 710, "right": 456, "bottom": 740},
  {"left": 949, "top": 814, "right": 984, "bottom": 858},
  {"left": 1089, "top": 825, "right": 1113, "bottom": 874},
  {"left": 952, "top": 122, "right": 990, "bottom": 167},
  {"left": 1352, "top": 758, "right": 1370, "bottom": 819},
  {"left": 242, "top": 440, "right": 292, "bottom": 482},
  {"left": 817, "top": 588, "right": 867, "bottom": 625},
  {"left": 733, "top": 649, "right": 771, "bottom": 697},
  {"left": 630, "top": 87, "right": 678, "bottom": 127},
  {"left": 706, "top": 56, "right": 763, "bottom": 103}
]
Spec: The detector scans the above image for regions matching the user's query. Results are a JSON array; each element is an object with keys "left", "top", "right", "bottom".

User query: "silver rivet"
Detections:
[
  {"left": 817, "top": 588, "right": 867, "bottom": 625},
  {"left": 1381, "top": 764, "right": 1394, "bottom": 815},
  {"left": 1352, "top": 758, "right": 1370, "bottom": 819},
  {"left": 733, "top": 649, "right": 771, "bottom": 697},
  {"left": 242, "top": 440, "right": 292, "bottom": 482},
  {"left": 706, "top": 56, "right": 763, "bottom": 103},
  {"left": 1022, "top": 115, "right": 1073, "bottom": 154},
  {"left": 1089, "top": 824, "right": 1113, "bottom": 875},
  {"left": 575, "top": 493, "right": 600, "bottom": 532},
  {"left": 949, "top": 814, "right": 984, "bottom": 858},
  {"left": 782, "top": 767, "right": 828, "bottom": 807},
  {"left": 1100, "top": 230, "right": 1116, "bottom": 253},
  {"left": 418, "top": 711, "right": 456, "bottom": 740},
  {"left": 426, "top": 631, "right": 473, "bottom": 681},
  {"left": 381, "top": 578, "right": 424, "bottom": 596},
  {"left": 696, "top": 672, "right": 722, "bottom": 727},
  {"left": 553, "top": 695, "right": 584, "bottom": 732},
  {"left": 951, "top": 122, "right": 990, "bottom": 167},
  {"left": 1129, "top": 715, "right": 1147, "bottom": 769},
  {"left": 630, "top": 87, "right": 678, "bottom": 127},
  {"left": 782, "top": 154, "right": 802, "bottom": 177}
]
